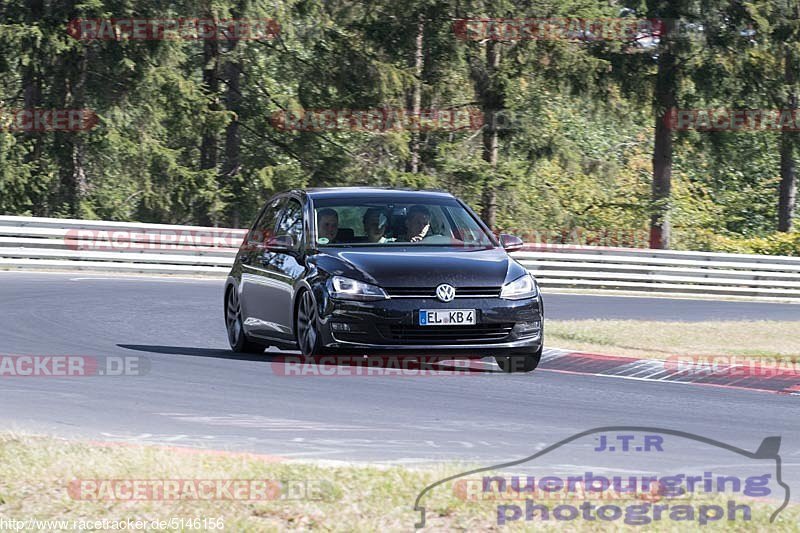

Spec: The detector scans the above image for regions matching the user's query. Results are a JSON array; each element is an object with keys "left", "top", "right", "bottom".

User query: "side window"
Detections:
[
  {"left": 446, "top": 206, "right": 477, "bottom": 241},
  {"left": 275, "top": 198, "right": 304, "bottom": 249},
  {"left": 429, "top": 206, "right": 446, "bottom": 236},
  {"left": 249, "top": 197, "right": 284, "bottom": 244}
]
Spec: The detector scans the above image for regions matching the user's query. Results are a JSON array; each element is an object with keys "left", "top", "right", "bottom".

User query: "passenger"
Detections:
[
  {"left": 403, "top": 205, "right": 432, "bottom": 242},
  {"left": 317, "top": 208, "right": 339, "bottom": 242},
  {"left": 363, "top": 208, "right": 389, "bottom": 243}
]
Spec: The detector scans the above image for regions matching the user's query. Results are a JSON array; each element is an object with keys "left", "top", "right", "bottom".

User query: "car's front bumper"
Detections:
[{"left": 316, "top": 295, "right": 543, "bottom": 356}]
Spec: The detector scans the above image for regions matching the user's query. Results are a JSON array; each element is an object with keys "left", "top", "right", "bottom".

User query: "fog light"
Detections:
[
  {"left": 517, "top": 320, "right": 541, "bottom": 332},
  {"left": 515, "top": 320, "right": 541, "bottom": 337},
  {"left": 330, "top": 322, "right": 351, "bottom": 332}
]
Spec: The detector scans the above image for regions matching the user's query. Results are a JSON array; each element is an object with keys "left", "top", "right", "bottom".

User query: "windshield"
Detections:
[{"left": 312, "top": 197, "right": 495, "bottom": 248}]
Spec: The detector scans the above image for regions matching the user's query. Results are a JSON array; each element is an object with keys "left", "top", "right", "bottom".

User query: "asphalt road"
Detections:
[
  {"left": 544, "top": 292, "right": 800, "bottom": 321},
  {"left": 1, "top": 272, "right": 798, "bottom": 502}
]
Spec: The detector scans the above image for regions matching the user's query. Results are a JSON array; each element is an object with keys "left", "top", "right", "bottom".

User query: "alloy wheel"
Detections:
[
  {"left": 226, "top": 288, "right": 243, "bottom": 348},
  {"left": 296, "top": 291, "right": 319, "bottom": 356}
]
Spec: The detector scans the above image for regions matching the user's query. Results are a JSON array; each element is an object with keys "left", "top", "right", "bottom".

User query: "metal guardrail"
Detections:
[
  {"left": 1, "top": 215, "right": 799, "bottom": 299},
  {"left": 514, "top": 244, "right": 800, "bottom": 298},
  {"left": 0, "top": 215, "right": 240, "bottom": 276}
]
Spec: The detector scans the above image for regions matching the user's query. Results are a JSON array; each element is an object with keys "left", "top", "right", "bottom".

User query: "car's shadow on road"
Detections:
[
  {"left": 117, "top": 344, "right": 500, "bottom": 373},
  {"left": 118, "top": 344, "right": 268, "bottom": 362}
]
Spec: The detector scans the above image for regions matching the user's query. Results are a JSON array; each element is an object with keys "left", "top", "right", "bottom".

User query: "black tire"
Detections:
[
  {"left": 295, "top": 289, "right": 325, "bottom": 357},
  {"left": 496, "top": 345, "right": 542, "bottom": 373},
  {"left": 225, "top": 287, "right": 265, "bottom": 353}
]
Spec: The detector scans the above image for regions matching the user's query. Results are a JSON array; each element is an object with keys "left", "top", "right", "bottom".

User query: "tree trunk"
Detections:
[
  {"left": 199, "top": 21, "right": 220, "bottom": 225},
  {"left": 779, "top": 44, "right": 797, "bottom": 232},
  {"left": 406, "top": 14, "right": 424, "bottom": 174},
  {"left": 480, "top": 40, "right": 501, "bottom": 229},
  {"left": 201, "top": 38, "right": 220, "bottom": 172},
  {"left": 55, "top": 45, "right": 89, "bottom": 217},
  {"left": 22, "top": 61, "right": 42, "bottom": 162},
  {"left": 22, "top": 0, "right": 44, "bottom": 214},
  {"left": 779, "top": 132, "right": 797, "bottom": 233},
  {"left": 649, "top": 18, "right": 677, "bottom": 249},
  {"left": 223, "top": 54, "right": 242, "bottom": 228},
  {"left": 72, "top": 48, "right": 89, "bottom": 203}
]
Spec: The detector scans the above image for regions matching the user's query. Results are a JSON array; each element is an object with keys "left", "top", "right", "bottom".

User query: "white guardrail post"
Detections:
[{"left": 1, "top": 215, "right": 799, "bottom": 299}]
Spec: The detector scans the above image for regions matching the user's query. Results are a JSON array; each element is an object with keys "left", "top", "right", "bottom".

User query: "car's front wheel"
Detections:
[
  {"left": 225, "top": 287, "right": 265, "bottom": 353},
  {"left": 496, "top": 345, "right": 542, "bottom": 373},
  {"left": 295, "top": 289, "right": 324, "bottom": 356}
]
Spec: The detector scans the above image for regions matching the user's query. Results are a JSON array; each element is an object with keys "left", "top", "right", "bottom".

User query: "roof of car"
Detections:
[{"left": 299, "top": 187, "right": 455, "bottom": 200}]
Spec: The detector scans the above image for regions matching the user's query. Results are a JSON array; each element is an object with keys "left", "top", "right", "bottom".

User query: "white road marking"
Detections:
[
  {"left": 154, "top": 413, "right": 377, "bottom": 431},
  {"left": 539, "top": 367, "right": 780, "bottom": 392},
  {"left": 69, "top": 276, "right": 221, "bottom": 283},
  {"left": 0, "top": 271, "right": 222, "bottom": 282}
]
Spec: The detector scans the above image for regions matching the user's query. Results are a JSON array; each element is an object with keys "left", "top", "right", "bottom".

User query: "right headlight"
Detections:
[
  {"left": 500, "top": 273, "right": 539, "bottom": 300},
  {"left": 329, "top": 275, "right": 389, "bottom": 301}
]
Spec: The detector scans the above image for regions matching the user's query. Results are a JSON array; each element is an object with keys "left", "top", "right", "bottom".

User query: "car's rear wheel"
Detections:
[
  {"left": 225, "top": 287, "right": 265, "bottom": 353},
  {"left": 296, "top": 290, "right": 324, "bottom": 356},
  {"left": 496, "top": 345, "right": 542, "bottom": 373}
]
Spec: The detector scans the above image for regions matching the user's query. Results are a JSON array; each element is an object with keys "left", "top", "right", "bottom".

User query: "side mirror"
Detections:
[
  {"left": 265, "top": 234, "right": 296, "bottom": 253},
  {"left": 499, "top": 233, "right": 524, "bottom": 252}
]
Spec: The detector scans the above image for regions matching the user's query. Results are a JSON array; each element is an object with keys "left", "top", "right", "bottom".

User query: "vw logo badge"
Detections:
[{"left": 436, "top": 284, "right": 456, "bottom": 302}]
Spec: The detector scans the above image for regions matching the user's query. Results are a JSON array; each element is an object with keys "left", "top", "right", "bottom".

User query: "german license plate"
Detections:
[{"left": 418, "top": 309, "right": 476, "bottom": 326}]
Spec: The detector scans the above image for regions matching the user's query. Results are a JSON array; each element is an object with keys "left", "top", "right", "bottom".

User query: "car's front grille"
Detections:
[
  {"left": 379, "top": 324, "right": 513, "bottom": 344},
  {"left": 384, "top": 286, "right": 501, "bottom": 298}
]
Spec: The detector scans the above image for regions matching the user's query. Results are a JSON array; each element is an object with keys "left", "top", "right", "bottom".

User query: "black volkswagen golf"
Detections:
[{"left": 224, "top": 187, "right": 544, "bottom": 372}]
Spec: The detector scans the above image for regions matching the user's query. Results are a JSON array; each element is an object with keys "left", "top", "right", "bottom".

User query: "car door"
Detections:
[
  {"left": 240, "top": 195, "right": 286, "bottom": 339},
  {"left": 265, "top": 196, "right": 308, "bottom": 341}
]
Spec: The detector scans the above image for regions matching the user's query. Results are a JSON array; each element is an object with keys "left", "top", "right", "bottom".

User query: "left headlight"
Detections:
[
  {"left": 500, "top": 273, "right": 539, "bottom": 300},
  {"left": 329, "top": 275, "right": 389, "bottom": 301}
]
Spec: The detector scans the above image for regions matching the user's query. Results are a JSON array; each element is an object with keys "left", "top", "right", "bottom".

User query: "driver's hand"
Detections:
[{"left": 411, "top": 224, "right": 430, "bottom": 242}]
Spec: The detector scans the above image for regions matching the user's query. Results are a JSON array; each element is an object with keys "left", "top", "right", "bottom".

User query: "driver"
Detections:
[
  {"left": 404, "top": 205, "right": 431, "bottom": 242},
  {"left": 363, "top": 208, "right": 389, "bottom": 243},
  {"left": 317, "top": 208, "right": 339, "bottom": 243}
]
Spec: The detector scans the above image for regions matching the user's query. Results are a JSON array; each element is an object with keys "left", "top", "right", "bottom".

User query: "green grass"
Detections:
[{"left": 547, "top": 320, "right": 800, "bottom": 362}]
